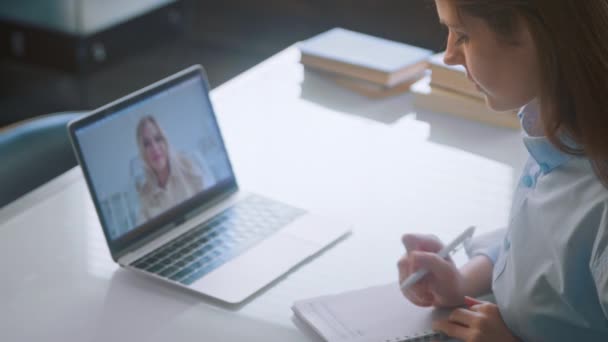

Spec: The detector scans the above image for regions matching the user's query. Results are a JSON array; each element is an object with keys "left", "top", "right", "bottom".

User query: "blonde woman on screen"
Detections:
[{"left": 135, "top": 115, "right": 203, "bottom": 222}]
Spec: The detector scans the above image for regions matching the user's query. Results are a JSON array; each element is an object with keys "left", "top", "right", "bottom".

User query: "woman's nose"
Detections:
[
  {"left": 443, "top": 47, "right": 463, "bottom": 66},
  {"left": 150, "top": 143, "right": 162, "bottom": 153},
  {"left": 444, "top": 34, "right": 464, "bottom": 66}
]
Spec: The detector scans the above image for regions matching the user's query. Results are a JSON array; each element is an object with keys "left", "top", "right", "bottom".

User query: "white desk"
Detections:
[{"left": 0, "top": 46, "right": 528, "bottom": 341}]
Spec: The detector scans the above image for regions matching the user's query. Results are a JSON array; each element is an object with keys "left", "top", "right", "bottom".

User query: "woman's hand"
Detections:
[
  {"left": 433, "top": 296, "right": 520, "bottom": 342},
  {"left": 397, "top": 234, "right": 466, "bottom": 308}
]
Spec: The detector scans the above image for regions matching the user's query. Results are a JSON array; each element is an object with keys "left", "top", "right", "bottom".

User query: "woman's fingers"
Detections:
[
  {"left": 433, "top": 308, "right": 482, "bottom": 341},
  {"left": 398, "top": 262, "right": 434, "bottom": 304},
  {"left": 398, "top": 252, "right": 428, "bottom": 283},
  {"left": 398, "top": 235, "right": 459, "bottom": 308},
  {"left": 401, "top": 234, "right": 419, "bottom": 251},
  {"left": 398, "top": 256, "right": 435, "bottom": 307},
  {"left": 432, "top": 320, "right": 470, "bottom": 341},
  {"left": 401, "top": 234, "right": 443, "bottom": 253},
  {"left": 448, "top": 308, "right": 483, "bottom": 326},
  {"left": 399, "top": 250, "right": 451, "bottom": 281},
  {"left": 464, "top": 296, "right": 484, "bottom": 307},
  {"left": 397, "top": 254, "right": 411, "bottom": 282},
  {"left": 404, "top": 288, "right": 434, "bottom": 307},
  {"left": 410, "top": 251, "right": 454, "bottom": 281}
]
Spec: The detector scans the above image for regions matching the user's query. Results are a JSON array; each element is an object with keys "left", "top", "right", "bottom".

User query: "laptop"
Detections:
[{"left": 68, "top": 65, "right": 350, "bottom": 304}]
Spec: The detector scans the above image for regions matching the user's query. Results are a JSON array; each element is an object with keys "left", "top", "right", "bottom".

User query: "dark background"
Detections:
[{"left": 0, "top": 0, "right": 446, "bottom": 127}]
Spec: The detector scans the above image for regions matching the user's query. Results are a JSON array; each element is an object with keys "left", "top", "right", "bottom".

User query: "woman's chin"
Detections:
[
  {"left": 483, "top": 95, "right": 519, "bottom": 113},
  {"left": 151, "top": 162, "right": 167, "bottom": 174}
]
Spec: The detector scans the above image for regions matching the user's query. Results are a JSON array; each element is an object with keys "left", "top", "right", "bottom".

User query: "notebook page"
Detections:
[{"left": 292, "top": 283, "right": 450, "bottom": 342}]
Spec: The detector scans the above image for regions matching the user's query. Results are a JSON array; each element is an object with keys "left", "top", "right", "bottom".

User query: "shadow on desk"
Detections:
[
  {"left": 413, "top": 108, "right": 527, "bottom": 171},
  {"left": 291, "top": 315, "right": 325, "bottom": 342},
  {"left": 299, "top": 69, "right": 416, "bottom": 125},
  {"left": 91, "top": 269, "right": 301, "bottom": 341},
  {"left": 299, "top": 69, "right": 527, "bottom": 172}
]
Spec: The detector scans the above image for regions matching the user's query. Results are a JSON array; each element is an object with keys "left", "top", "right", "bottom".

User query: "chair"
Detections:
[{"left": 0, "top": 112, "right": 86, "bottom": 208}]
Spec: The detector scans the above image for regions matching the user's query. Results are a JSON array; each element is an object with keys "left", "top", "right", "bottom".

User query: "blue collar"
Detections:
[{"left": 519, "top": 100, "right": 572, "bottom": 174}]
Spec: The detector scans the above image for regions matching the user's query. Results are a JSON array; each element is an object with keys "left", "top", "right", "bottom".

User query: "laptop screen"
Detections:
[{"left": 71, "top": 68, "right": 236, "bottom": 254}]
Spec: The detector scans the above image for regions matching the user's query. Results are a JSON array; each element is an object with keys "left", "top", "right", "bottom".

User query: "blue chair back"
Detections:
[{"left": 0, "top": 112, "right": 85, "bottom": 208}]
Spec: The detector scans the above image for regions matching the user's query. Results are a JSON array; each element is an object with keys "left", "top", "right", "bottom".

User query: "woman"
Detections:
[
  {"left": 397, "top": 1, "right": 608, "bottom": 341},
  {"left": 135, "top": 115, "right": 204, "bottom": 222}
]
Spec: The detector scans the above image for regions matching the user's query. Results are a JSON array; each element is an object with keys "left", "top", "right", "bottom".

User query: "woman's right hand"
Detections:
[{"left": 397, "top": 234, "right": 466, "bottom": 308}]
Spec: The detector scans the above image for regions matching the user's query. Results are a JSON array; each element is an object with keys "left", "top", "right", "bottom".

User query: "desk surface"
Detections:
[{"left": 0, "top": 46, "right": 528, "bottom": 341}]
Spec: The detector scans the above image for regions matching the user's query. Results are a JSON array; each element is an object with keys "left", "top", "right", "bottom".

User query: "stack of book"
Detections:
[
  {"left": 412, "top": 52, "right": 520, "bottom": 129},
  {"left": 298, "top": 28, "right": 433, "bottom": 98}
]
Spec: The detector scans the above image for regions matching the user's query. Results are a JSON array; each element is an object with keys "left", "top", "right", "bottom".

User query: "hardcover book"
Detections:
[
  {"left": 412, "top": 78, "right": 520, "bottom": 129},
  {"left": 428, "top": 52, "right": 485, "bottom": 100},
  {"left": 299, "top": 28, "right": 432, "bottom": 87}
]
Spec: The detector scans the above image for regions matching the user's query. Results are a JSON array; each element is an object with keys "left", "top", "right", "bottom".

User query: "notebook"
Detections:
[
  {"left": 298, "top": 28, "right": 432, "bottom": 87},
  {"left": 292, "top": 282, "right": 452, "bottom": 342}
]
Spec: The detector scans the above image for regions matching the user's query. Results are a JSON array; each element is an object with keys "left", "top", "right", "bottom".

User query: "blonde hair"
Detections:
[{"left": 135, "top": 115, "right": 169, "bottom": 165}]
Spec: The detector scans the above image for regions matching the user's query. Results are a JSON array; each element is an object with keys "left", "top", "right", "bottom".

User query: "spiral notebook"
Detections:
[{"left": 292, "top": 283, "right": 453, "bottom": 342}]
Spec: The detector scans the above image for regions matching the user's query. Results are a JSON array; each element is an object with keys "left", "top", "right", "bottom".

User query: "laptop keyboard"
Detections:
[{"left": 131, "top": 195, "right": 305, "bottom": 285}]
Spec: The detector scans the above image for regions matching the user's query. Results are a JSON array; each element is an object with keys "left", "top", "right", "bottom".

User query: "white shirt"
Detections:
[
  {"left": 137, "top": 153, "right": 204, "bottom": 223},
  {"left": 475, "top": 100, "right": 608, "bottom": 341}
]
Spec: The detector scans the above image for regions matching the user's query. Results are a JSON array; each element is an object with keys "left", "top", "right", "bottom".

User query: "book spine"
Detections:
[
  {"left": 412, "top": 88, "right": 521, "bottom": 129},
  {"left": 429, "top": 64, "right": 482, "bottom": 99},
  {"left": 300, "top": 53, "right": 390, "bottom": 85},
  {"left": 386, "top": 61, "right": 428, "bottom": 87}
]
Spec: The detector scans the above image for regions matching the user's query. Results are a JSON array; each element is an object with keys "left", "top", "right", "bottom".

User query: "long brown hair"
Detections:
[{"left": 449, "top": 0, "right": 608, "bottom": 185}]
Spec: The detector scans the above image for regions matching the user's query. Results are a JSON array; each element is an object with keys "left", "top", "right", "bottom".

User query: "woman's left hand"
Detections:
[{"left": 432, "top": 296, "right": 521, "bottom": 342}]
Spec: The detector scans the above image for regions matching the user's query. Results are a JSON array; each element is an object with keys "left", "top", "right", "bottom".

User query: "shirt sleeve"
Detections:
[
  {"left": 465, "top": 228, "right": 506, "bottom": 264},
  {"left": 590, "top": 201, "right": 608, "bottom": 319},
  {"left": 177, "top": 153, "right": 204, "bottom": 191}
]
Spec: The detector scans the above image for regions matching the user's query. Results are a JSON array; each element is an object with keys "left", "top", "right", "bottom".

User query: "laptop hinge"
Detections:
[{"left": 117, "top": 189, "right": 245, "bottom": 266}]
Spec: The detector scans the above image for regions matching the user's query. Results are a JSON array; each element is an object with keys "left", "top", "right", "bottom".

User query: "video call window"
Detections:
[{"left": 75, "top": 77, "right": 233, "bottom": 241}]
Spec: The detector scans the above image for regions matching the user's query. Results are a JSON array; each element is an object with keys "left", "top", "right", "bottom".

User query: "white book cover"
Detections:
[{"left": 298, "top": 28, "right": 432, "bottom": 73}]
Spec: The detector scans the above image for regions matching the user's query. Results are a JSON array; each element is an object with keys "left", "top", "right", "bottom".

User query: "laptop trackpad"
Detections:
[{"left": 191, "top": 231, "right": 319, "bottom": 304}]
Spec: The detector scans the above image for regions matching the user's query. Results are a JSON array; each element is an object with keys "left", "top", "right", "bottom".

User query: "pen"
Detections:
[{"left": 400, "top": 226, "right": 476, "bottom": 290}]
